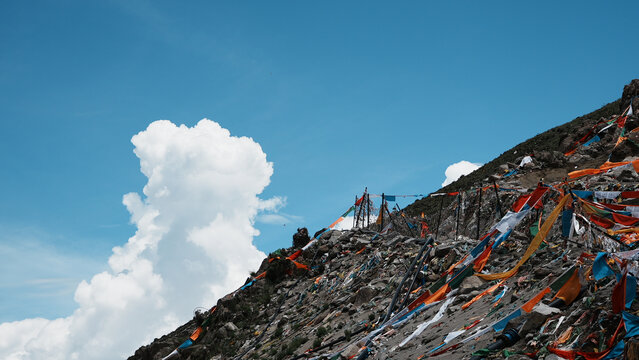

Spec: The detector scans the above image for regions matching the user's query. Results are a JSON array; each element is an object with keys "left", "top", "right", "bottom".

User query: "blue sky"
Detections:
[{"left": 1, "top": 0, "right": 638, "bottom": 326}]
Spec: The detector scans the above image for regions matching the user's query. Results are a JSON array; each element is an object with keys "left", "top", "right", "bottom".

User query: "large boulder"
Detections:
[{"left": 293, "top": 227, "right": 311, "bottom": 248}]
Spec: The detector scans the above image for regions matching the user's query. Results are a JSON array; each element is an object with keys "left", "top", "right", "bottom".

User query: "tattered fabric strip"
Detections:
[
  {"left": 399, "top": 295, "right": 456, "bottom": 347},
  {"left": 478, "top": 194, "right": 570, "bottom": 280}
]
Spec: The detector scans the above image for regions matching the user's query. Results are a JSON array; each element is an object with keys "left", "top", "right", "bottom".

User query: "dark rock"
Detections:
[
  {"left": 609, "top": 137, "right": 639, "bottom": 162},
  {"left": 519, "top": 303, "right": 560, "bottom": 336},
  {"left": 350, "top": 286, "right": 378, "bottom": 306},
  {"left": 293, "top": 227, "right": 311, "bottom": 248},
  {"left": 534, "top": 267, "right": 552, "bottom": 279},
  {"left": 459, "top": 275, "right": 485, "bottom": 295},
  {"left": 434, "top": 244, "right": 453, "bottom": 258},
  {"left": 621, "top": 79, "right": 639, "bottom": 113},
  {"left": 265, "top": 258, "right": 295, "bottom": 283}
]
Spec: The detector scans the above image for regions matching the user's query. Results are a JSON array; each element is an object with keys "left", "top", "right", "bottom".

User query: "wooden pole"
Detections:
[
  {"left": 477, "top": 183, "right": 482, "bottom": 240},
  {"left": 492, "top": 180, "right": 504, "bottom": 218},
  {"left": 364, "top": 187, "right": 369, "bottom": 227},
  {"left": 366, "top": 192, "right": 370, "bottom": 227},
  {"left": 380, "top": 193, "right": 385, "bottom": 230},
  {"left": 435, "top": 195, "right": 444, "bottom": 240},
  {"left": 354, "top": 195, "right": 359, "bottom": 228},
  {"left": 399, "top": 207, "right": 417, "bottom": 238},
  {"left": 455, "top": 193, "right": 461, "bottom": 241},
  {"left": 355, "top": 190, "right": 366, "bottom": 228},
  {"left": 384, "top": 199, "right": 400, "bottom": 232}
]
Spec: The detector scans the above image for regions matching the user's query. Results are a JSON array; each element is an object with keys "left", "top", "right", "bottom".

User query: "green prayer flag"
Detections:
[{"left": 549, "top": 266, "right": 577, "bottom": 292}]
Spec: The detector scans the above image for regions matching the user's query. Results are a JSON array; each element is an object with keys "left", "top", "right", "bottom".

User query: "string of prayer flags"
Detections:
[
  {"left": 568, "top": 159, "right": 639, "bottom": 179},
  {"left": 478, "top": 194, "right": 570, "bottom": 280}
]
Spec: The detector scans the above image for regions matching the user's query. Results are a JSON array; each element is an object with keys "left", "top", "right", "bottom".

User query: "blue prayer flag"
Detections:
[
  {"left": 178, "top": 339, "right": 194, "bottom": 349},
  {"left": 602, "top": 339, "right": 624, "bottom": 359},
  {"left": 562, "top": 209, "right": 573, "bottom": 237},
  {"left": 493, "top": 309, "right": 522, "bottom": 332},
  {"left": 593, "top": 253, "right": 615, "bottom": 280},
  {"left": 572, "top": 190, "right": 593, "bottom": 199},
  {"left": 623, "top": 311, "right": 639, "bottom": 338},
  {"left": 583, "top": 135, "right": 601, "bottom": 147},
  {"left": 493, "top": 230, "right": 512, "bottom": 249}
]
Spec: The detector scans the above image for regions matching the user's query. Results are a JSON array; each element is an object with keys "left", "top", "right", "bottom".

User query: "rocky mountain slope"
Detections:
[{"left": 129, "top": 80, "right": 639, "bottom": 360}]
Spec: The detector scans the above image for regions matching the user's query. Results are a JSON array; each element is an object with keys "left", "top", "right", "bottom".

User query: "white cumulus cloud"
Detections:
[
  {"left": 334, "top": 213, "right": 379, "bottom": 231},
  {"left": 442, "top": 160, "right": 482, "bottom": 187},
  {"left": 0, "top": 119, "right": 278, "bottom": 359}
]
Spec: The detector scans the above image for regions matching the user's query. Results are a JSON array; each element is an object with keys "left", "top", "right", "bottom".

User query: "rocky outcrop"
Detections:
[
  {"left": 621, "top": 79, "right": 639, "bottom": 113},
  {"left": 129, "top": 80, "right": 639, "bottom": 360}
]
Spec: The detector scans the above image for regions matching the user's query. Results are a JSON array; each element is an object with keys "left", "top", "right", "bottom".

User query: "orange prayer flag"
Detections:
[
  {"left": 329, "top": 216, "right": 345, "bottom": 229},
  {"left": 424, "top": 284, "right": 450, "bottom": 305},
  {"left": 461, "top": 280, "right": 505, "bottom": 310},
  {"left": 522, "top": 287, "right": 551, "bottom": 312},
  {"left": 445, "top": 254, "right": 469, "bottom": 274},
  {"left": 189, "top": 327, "right": 203, "bottom": 341},
  {"left": 616, "top": 137, "right": 628, "bottom": 146},
  {"left": 408, "top": 290, "right": 432, "bottom": 310},
  {"left": 568, "top": 168, "right": 602, "bottom": 179},
  {"left": 564, "top": 148, "right": 577, "bottom": 156},
  {"left": 554, "top": 326, "right": 574, "bottom": 346},
  {"left": 552, "top": 269, "right": 581, "bottom": 305},
  {"left": 473, "top": 246, "right": 492, "bottom": 272},
  {"left": 292, "top": 260, "right": 309, "bottom": 270},
  {"left": 287, "top": 249, "right": 303, "bottom": 261}
]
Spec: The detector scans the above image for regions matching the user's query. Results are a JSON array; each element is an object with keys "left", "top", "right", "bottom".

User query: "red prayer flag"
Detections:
[
  {"left": 590, "top": 215, "right": 615, "bottom": 229},
  {"left": 612, "top": 212, "right": 639, "bottom": 226},
  {"left": 526, "top": 186, "right": 549, "bottom": 209},
  {"left": 622, "top": 191, "right": 639, "bottom": 199},
  {"left": 512, "top": 195, "right": 531, "bottom": 212},
  {"left": 612, "top": 272, "right": 627, "bottom": 313}
]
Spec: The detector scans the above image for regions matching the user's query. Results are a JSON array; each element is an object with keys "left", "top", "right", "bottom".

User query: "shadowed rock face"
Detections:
[
  {"left": 129, "top": 80, "right": 639, "bottom": 360},
  {"left": 622, "top": 79, "right": 639, "bottom": 112}
]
